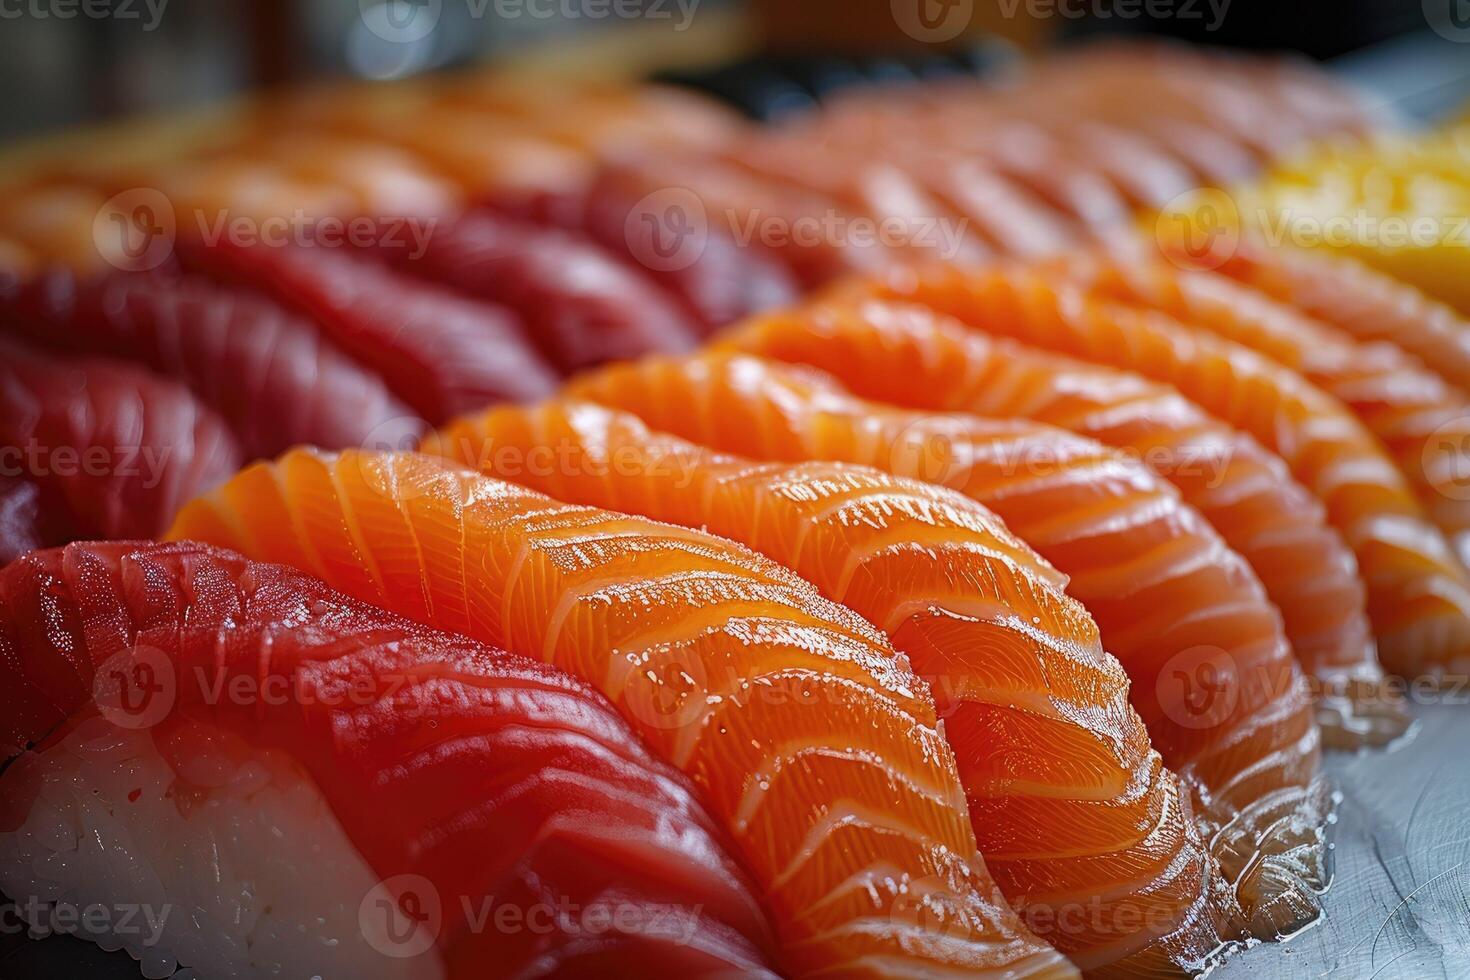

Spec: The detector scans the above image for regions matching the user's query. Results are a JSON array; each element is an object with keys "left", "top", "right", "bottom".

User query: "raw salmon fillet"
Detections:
[
  {"left": 802, "top": 86, "right": 1143, "bottom": 238},
  {"left": 0, "top": 184, "right": 117, "bottom": 276},
  {"left": 712, "top": 134, "right": 992, "bottom": 265},
  {"left": 1161, "top": 236, "right": 1470, "bottom": 400},
  {"left": 0, "top": 268, "right": 423, "bottom": 458},
  {"left": 563, "top": 352, "right": 1330, "bottom": 940},
  {"left": 0, "top": 540, "right": 781, "bottom": 977},
  {"left": 168, "top": 449, "right": 1075, "bottom": 979},
  {"left": 243, "top": 81, "right": 602, "bottom": 203},
  {"left": 723, "top": 298, "right": 1406, "bottom": 747},
  {"left": 422, "top": 399, "right": 1246, "bottom": 974},
  {"left": 852, "top": 265, "right": 1470, "bottom": 679},
  {"left": 790, "top": 107, "right": 1131, "bottom": 250},
  {"left": 0, "top": 339, "right": 241, "bottom": 546},
  {"left": 385, "top": 209, "right": 703, "bottom": 372},
  {"left": 225, "top": 134, "right": 464, "bottom": 220},
  {"left": 1050, "top": 253, "right": 1470, "bottom": 566},
  {"left": 178, "top": 237, "right": 557, "bottom": 424},
  {"left": 1014, "top": 44, "right": 1376, "bottom": 182}
]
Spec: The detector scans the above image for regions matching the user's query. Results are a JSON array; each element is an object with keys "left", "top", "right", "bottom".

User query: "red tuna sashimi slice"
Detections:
[
  {"left": 178, "top": 237, "right": 557, "bottom": 424},
  {"left": 0, "top": 540, "right": 780, "bottom": 977},
  {"left": 0, "top": 339, "right": 241, "bottom": 543},
  {"left": 488, "top": 181, "right": 801, "bottom": 335},
  {"left": 0, "top": 268, "right": 423, "bottom": 458},
  {"left": 386, "top": 209, "right": 702, "bottom": 371}
]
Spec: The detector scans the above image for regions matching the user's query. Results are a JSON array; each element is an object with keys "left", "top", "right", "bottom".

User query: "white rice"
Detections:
[{"left": 0, "top": 716, "right": 443, "bottom": 980}]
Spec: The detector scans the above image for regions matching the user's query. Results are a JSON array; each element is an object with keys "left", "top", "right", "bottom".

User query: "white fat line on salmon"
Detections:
[
  {"left": 0, "top": 441, "right": 173, "bottom": 490},
  {"left": 466, "top": 0, "right": 701, "bottom": 31},
  {"left": 994, "top": 0, "right": 1231, "bottom": 32},
  {"left": 191, "top": 209, "right": 438, "bottom": 258},
  {"left": 1, "top": 896, "right": 171, "bottom": 947},
  {"left": 0, "top": 0, "right": 169, "bottom": 31},
  {"left": 458, "top": 896, "right": 705, "bottom": 945}
]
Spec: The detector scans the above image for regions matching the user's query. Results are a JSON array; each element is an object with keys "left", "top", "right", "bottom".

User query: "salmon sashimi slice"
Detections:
[
  {"left": 1159, "top": 236, "right": 1470, "bottom": 401},
  {"left": 1015, "top": 44, "right": 1376, "bottom": 176},
  {"left": 177, "top": 237, "right": 557, "bottom": 424},
  {"left": 383, "top": 209, "right": 703, "bottom": 372},
  {"left": 808, "top": 112, "right": 1134, "bottom": 247},
  {"left": 0, "top": 268, "right": 424, "bottom": 459},
  {"left": 1049, "top": 253, "right": 1470, "bottom": 566},
  {"left": 422, "top": 399, "right": 1247, "bottom": 974},
  {"left": 0, "top": 339, "right": 242, "bottom": 545},
  {"left": 851, "top": 265, "right": 1470, "bottom": 680},
  {"left": 710, "top": 135, "right": 993, "bottom": 266},
  {"left": 757, "top": 110, "right": 1087, "bottom": 258},
  {"left": 562, "top": 352, "right": 1329, "bottom": 940},
  {"left": 815, "top": 90, "right": 1199, "bottom": 217},
  {"left": 167, "top": 448, "right": 1074, "bottom": 979},
  {"left": 0, "top": 184, "right": 118, "bottom": 276},
  {"left": 229, "top": 134, "right": 465, "bottom": 221},
  {"left": 0, "top": 540, "right": 781, "bottom": 977},
  {"left": 270, "top": 95, "right": 604, "bottom": 202},
  {"left": 723, "top": 298, "right": 1407, "bottom": 748}
]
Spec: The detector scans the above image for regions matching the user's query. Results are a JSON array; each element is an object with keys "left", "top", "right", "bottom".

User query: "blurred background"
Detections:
[{"left": 4, "top": 0, "right": 1470, "bottom": 145}]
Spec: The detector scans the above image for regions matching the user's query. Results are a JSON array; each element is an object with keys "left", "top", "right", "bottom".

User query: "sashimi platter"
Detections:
[{"left": 1, "top": 38, "right": 1469, "bottom": 980}]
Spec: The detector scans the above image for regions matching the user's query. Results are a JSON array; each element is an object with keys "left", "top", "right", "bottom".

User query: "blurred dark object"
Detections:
[
  {"left": 1057, "top": 0, "right": 1435, "bottom": 59},
  {"left": 652, "top": 44, "right": 1018, "bottom": 120},
  {"left": 0, "top": 1, "right": 253, "bottom": 141},
  {"left": 1332, "top": 30, "right": 1470, "bottom": 122},
  {"left": 750, "top": 0, "right": 1052, "bottom": 53},
  {"left": 0, "top": 902, "right": 143, "bottom": 980}
]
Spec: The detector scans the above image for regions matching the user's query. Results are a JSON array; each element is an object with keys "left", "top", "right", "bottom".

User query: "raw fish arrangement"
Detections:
[{"left": 2, "top": 39, "right": 1469, "bottom": 980}]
